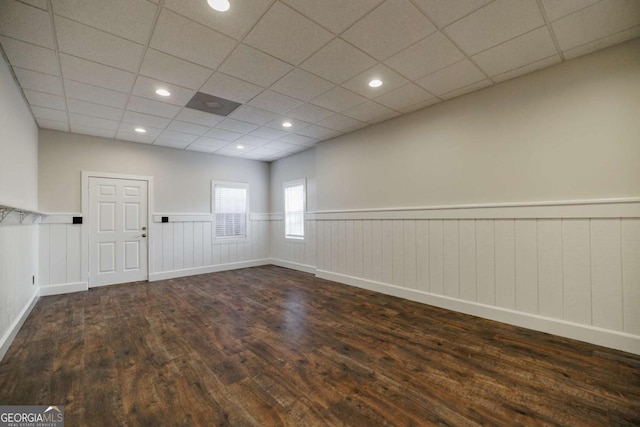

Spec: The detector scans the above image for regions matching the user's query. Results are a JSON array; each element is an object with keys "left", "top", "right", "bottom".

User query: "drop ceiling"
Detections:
[{"left": 1, "top": 0, "right": 638, "bottom": 162}]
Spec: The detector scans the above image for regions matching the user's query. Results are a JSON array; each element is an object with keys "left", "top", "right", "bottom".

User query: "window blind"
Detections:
[
  {"left": 285, "top": 184, "right": 304, "bottom": 239},
  {"left": 214, "top": 186, "right": 247, "bottom": 239}
]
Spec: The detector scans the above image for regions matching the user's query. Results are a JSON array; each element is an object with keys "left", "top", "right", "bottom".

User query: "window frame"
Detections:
[
  {"left": 283, "top": 178, "right": 306, "bottom": 242},
  {"left": 211, "top": 180, "right": 250, "bottom": 244}
]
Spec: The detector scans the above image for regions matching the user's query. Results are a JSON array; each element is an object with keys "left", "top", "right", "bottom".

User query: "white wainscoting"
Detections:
[
  {"left": 270, "top": 217, "right": 317, "bottom": 273},
  {"left": 149, "top": 215, "right": 271, "bottom": 281},
  {"left": 312, "top": 200, "right": 640, "bottom": 354},
  {"left": 39, "top": 214, "right": 86, "bottom": 295},
  {"left": 0, "top": 219, "right": 39, "bottom": 361}
]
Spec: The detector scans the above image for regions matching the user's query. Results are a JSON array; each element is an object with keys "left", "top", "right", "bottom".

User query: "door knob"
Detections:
[
  {"left": 142, "top": 234, "right": 147, "bottom": 238},
  {"left": 142, "top": 226, "right": 147, "bottom": 230}
]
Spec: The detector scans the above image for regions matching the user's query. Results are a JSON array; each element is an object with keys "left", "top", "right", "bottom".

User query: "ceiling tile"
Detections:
[
  {"left": 186, "top": 144, "right": 217, "bottom": 154},
  {"left": 310, "top": 86, "right": 367, "bottom": 112},
  {"left": 69, "top": 113, "right": 119, "bottom": 130},
  {"left": 60, "top": 54, "right": 135, "bottom": 93},
  {"left": 542, "top": 0, "right": 601, "bottom": 22},
  {"left": 0, "top": 36, "right": 59, "bottom": 76},
  {"left": 0, "top": 1, "right": 54, "bottom": 48},
  {"left": 295, "top": 124, "right": 340, "bottom": 139},
  {"left": 300, "top": 38, "right": 376, "bottom": 84},
  {"left": 552, "top": 0, "right": 640, "bottom": 51},
  {"left": 36, "top": 118, "right": 69, "bottom": 132},
  {"left": 369, "top": 110, "right": 401, "bottom": 124},
  {"left": 13, "top": 67, "right": 63, "bottom": 95},
  {"left": 166, "top": 120, "right": 209, "bottom": 136},
  {"left": 444, "top": 0, "right": 545, "bottom": 55},
  {"left": 220, "top": 44, "right": 293, "bottom": 87},
  {"left": 265, "top": 117, "right": 310, "bottom": 132},
  {"left": 416, "top": 59, "right": 486, "bottom": 96},
  {"left": 242, "top": 148, "right": 283, "bottom": 160},
  {"left": 413, "top": 0, "right": 493, "bottom": 27},
  {"left": 217, "top": 118, "right": 260, "bottom": 134},
  {"left": 158, "top": 130, "right": 198, "bottom": 143},
  {"left": 67, "top": 99, "right": 123, "bottom": 121},
  {"left": 384, "top": 31, "right": 465, "bottom": 80},
  {"left": 31, "top": 105, "right": 67, "bottom": 122},
  {"left": 201, "top": 72, "right": 263, "bottom": 104},
  {"left": 21, "top": 0, "right": 47, "bottom": 10},
  {"left": 154, "top": 139, "right": 191, "bottom": 149},
  {"left": 282, "top": 0, "right": 383, "bottom": 34},
  {"left": 316, "top": 114, "right": 367, "bottom": 132},
  {"left": 399, "top": 97, "right": 441, "bottom": 114},
  {"left": 244, "top": 2, "right": 333, "bottom": 65},
  {"left": 163, "top": 0, "right": 273, "bottom": 40},
  {"left": 52, "top": 0, "right": 157, "bottom": 44},
  {"left": 261, "top": 140, "right": 305, "bottom": 152},
  {"left": 55, "top": 16, "right": 144, "bottom": 72},
  {"left": 235, "top": 135, "right": 271, "bottom": 147},
  {"left": 342, "top": 0, "right": 437, "bottom": 60},
  {"left": 116, "top": 130, "right": 156, "bottom": 144},
  {"left": 204, "top": 128, "right": 244, "bottom": 141},
  {"left": 150, "top": 9, "right": 236, "bottom": 69},
  {"left": 250, "top": 127, "right": 288, "bottom": 139},
  {"left": 193, "top": 137, "right": 229, "bottom": 148},
  {"left": 492, "top": 55, "right": 561, "bottom": 83},
  {"left": 127, "top": 96, "right": 181, "bottom": 119},
  {"left": 269, "top": 68, "right": 334, "bottom": 102},
  {"left": 473, "top": 27, "right": 558, "bottom": 77},
  {"left": 139, "top": 49, "right": 213, "bottom": 90},
  {"left": 562, "top": 25, "right": 640, "bottom": 60},
  {"left": 118, "top": 122, "right": 164, "bottom": 138},
  {"left": 23, "top": 89, "right": 66, "bottom": 110},
  {"left": 374, "top": 83, "right": 437, "bottom": 111},
  {"left": 175, "top": 108, "right": 225, "bottom": 127},
  {"left": 343, "top": 100, "right": 396, "bottom": 123},
  {"left": 122, "top": 110, "right": 172, "bottom": 129},
  {"left": 215, "top": 148, "right": 247, "bottom": 157},
  {"left": 440, "top": 79, "right": 492, "bottom": 100},
  {"left": 248, "top": 90, "right": 303, "bottom": 114},
  {"left": 277, "top": 133, "right": 316, "bottom": 145},
  {"left": 286, "top": 103, "right": 334, "bottom": 122},
  {"left": 64, "top": 80, "right": 129, "bottom": 108},
  {"left": 70, "top": 124, "right": 116, "bottom": 139},
  {"left": 341, "top": 63, "right": 410, "bottom": 97},
  {"left": 132, "top": 76, "right": 196, "bottom": 106},
  {"left": 230, "top": 105, "right": 279, "bottom": 125}
]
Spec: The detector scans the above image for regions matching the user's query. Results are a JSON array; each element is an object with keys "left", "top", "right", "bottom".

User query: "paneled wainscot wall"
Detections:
[{"left": 38, "top": 200, "right": 640, "bottom": 354}]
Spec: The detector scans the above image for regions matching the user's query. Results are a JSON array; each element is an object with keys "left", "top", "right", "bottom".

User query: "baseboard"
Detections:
[
  {"left": 0, "top": 290, "right": 39, "bottom": 362},
  {"left": 39, "top": 281, "right": 88, "bottom": 296},
  {"left": 149, "top": 259, "right": 271, "bottom": 282},
  {"left": 316, "top": 269, "right": 640, "bottom": 355},
  {"left": 270, "top": 258, "right": 317, "bottom": 274}
]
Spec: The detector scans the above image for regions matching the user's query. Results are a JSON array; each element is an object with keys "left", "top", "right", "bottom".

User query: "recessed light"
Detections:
[
  {"left": 236, "top": 145, "right": 244, "bottom": 150},
  {"left": 134, "top": 128, "right": 147, "bottom": 134},
  {"left": 207, "top": 0, "right": 230, "bottom": 12},
  {"left": 155, "top": 88, "right": 171, "bottom": 97},
  {"left": 369, "top": 79, "right": 383, "bottom": 88},
  {"left": 282, "top": 121, "right": 292, "bottom": 128}
]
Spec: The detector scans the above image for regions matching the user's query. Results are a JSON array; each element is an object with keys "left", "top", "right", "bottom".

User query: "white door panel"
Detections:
[{"left": 90, "top": 177, "right": 148, "bottom": 287}]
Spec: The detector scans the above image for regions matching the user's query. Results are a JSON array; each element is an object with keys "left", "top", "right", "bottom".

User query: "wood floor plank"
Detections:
[{"left": 0, "top": 265, "right": 638, "bottom": 426}]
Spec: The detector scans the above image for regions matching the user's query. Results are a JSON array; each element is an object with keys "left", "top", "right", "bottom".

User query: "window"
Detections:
[
  {"left": 212, "top": 182, "right": 249, "bottom": 241},
  {"left": 284, "top": 179, "right": 305, "bottom": 240}
]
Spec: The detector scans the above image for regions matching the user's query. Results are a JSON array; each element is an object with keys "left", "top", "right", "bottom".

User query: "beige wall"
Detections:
[
  {"left": 0, "top": 52, "right": 38, "bottom": 210},
  {"left": 316, "top": 38, "right": 640, "bottom": 211},
  {"left": 269, "top": 147, "right": 316, "bottom": 213},
  {"left": 38, "top": 130, "right": 270, "bottom": 213}
]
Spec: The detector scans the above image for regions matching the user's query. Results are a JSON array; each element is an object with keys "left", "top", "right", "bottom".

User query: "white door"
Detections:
[{"left": 89, "top": 177, "right": 148, "bottom": 287}]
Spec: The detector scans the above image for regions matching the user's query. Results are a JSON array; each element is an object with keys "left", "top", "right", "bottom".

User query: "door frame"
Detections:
[{"left": 81, "top": 171, "right": 155, "bottom": 287}]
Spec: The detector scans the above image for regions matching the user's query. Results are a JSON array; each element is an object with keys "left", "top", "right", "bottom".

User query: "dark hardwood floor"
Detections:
[{"left": 0, "top": 265, "right": 638, "bottom": 426}]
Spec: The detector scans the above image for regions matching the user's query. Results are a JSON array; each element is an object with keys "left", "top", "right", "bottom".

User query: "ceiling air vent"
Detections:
[{"left": 185, "top": 92, "right": 241, "bottom": 117}]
